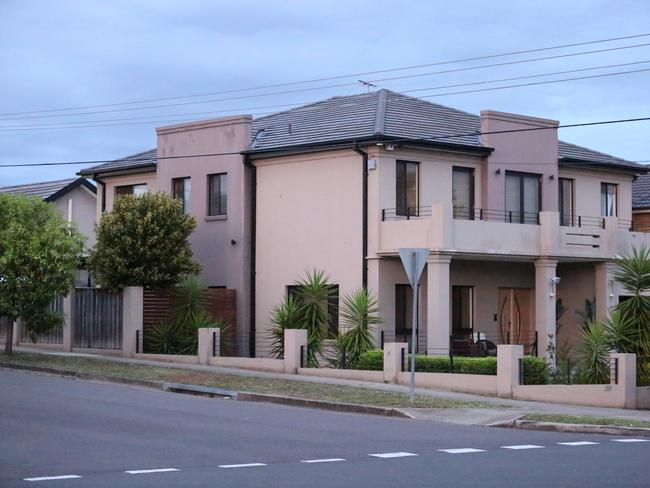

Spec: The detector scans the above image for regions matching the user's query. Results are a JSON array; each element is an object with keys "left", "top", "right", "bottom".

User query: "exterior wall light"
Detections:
[
  {"left": 550, "top": 276, "right": 561, "bottom": 297},
  {"left": 495, "top": 168, "right": 501, "bottom": 175}
]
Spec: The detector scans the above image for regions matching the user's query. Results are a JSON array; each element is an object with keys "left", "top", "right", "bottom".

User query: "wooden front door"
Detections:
[{"left": 498, "top": 288, "right": 533, "bottom": 346}]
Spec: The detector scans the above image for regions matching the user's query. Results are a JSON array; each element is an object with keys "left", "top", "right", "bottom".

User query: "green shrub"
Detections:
[
  {"left": 522, "top": 357, "right": 550, "bottom": 385},
  {"left": 356, "top": 349, "right": 383, "bottom": 370}
]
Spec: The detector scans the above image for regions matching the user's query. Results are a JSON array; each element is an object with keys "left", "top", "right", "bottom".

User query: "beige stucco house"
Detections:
[{"left": 79, "top": 89, "right": 649, "bottom": 359}]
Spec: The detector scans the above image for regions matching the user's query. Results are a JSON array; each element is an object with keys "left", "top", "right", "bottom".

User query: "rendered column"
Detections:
[
  {"left": 122, "top": 286, "right": 143, "bottom": 358},
  {"left": 383, "top": 342, "right": 408, "bottom": 383},
  {"left": 534, "top": 258, "right": 557, "bottom": 361},
  {"left": 11, "top": 319, "right": 21, "bottom": 346},
  {"left": 426, "top": 254, "right": 451, "bottom": 356},
  {"left": 595, "top": 261, "right": 616, "bottom": 322},
  {"left": 198, "top": 327, "right": 220, "bottom": 365},
  {"left": 611, "top": 353, "right": 637, "bottom": 409},
  {"left": 284, "top": 329, "right": 307, "bottom": 374},
  {"left": 62, "top": 288, "right": 74, "bottom": 352},
  {"left": 496, "top": 344, "right": 523, "bottom": 398}
]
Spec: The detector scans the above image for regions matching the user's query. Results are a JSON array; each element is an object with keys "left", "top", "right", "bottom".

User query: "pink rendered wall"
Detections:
[
  {"left": 156, "top": 116, "right": 252, "bottom": 355},
  {"left": 480, "top": 110, "right": 559, "bottom": 213}
]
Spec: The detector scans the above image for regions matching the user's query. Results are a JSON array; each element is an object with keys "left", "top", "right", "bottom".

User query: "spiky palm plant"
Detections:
[
  {"left": 268, "top": 294, "right": 303, "bottom": 359},
  {"left": 578, "top": 321, "right": 611, "bottom": 384},
  {"left": 330, "top": 289, "right": 381, "bottom": 369}
]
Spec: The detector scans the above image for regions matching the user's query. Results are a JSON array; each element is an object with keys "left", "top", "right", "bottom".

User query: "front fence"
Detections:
[
  {"left": 0, "top": 315, "right": 11, "bottom": 342},
  {"left": 74, "top": 288, "right": 123, "bottom": 349},
  {"left": 19, "top": 295, "right": 64, "bottom": 344}
]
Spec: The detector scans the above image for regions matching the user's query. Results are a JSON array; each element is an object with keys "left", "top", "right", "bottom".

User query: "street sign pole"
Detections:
[{"left": 398, "top": 248, "right": 428, "bottom": 407}]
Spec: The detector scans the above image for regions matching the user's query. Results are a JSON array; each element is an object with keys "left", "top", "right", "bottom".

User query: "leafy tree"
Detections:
[
  {"left": 89, "top": 192, "right": 200, "bottom": 290},
  {"left": 0, "top": 193, "right": 84, "bottom": 354}
]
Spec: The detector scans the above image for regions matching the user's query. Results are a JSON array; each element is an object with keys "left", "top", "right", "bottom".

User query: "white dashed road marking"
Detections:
[
  {"left": 369, "top": 452, "right": 418, "bottom": 458},
  {"left": 218, "top": 463, "right": 267, "bottom": 469},
  {"left": 558, "top": 441, "right": 599, "bottom": 446},
  {"left": 24, "top": 475, "right": 82, "bottom": 482},
  {"left": 612, "top": 439, "right": 650, "bottom": 443},
  {"left": 125, "top": 468, "right": 179, "bottom": 474},
  {"left": 300, "top": 458, "right": 346, "bottom": 463},
  {"left": 438, "top": 448, "right": 486, "bottom": 454},
  {"left": 501, "top": 445, "right": 545, "bottom": 450}
]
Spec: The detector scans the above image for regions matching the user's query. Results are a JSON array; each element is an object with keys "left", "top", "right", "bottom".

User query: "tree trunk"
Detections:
[{"left": 4, "top": 321, "right": 13, "bottom": 355}]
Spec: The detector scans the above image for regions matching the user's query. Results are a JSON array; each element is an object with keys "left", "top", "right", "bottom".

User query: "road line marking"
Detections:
[
  {"left": 369, "top": 452, "right": 418, "bottom": 458},
  {"left": 300, "top": 458, "right": 346, "bottom": 463},
  {"left": 501, "top": 444, "right": 545, "bottom": 450},
  {"left": 558, "top": 441, "right": 599, "bottom": 446},
  {"left": 612, "top": 439, "right": 650, "bottom": 443},
  {"left": 218, "top": 463, "right": 267, "bottom": 468},
  {"left": 438, "top": 448, "right": 486, "bottom": 454},
  {"left": 24, "top": 475, "right": 82, "bottom": 482},
  {"left": 125, "top": 468, "right": 179, "bottom": 474}
]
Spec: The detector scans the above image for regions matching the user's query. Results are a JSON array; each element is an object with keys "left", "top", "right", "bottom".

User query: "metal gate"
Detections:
[{"left": 73, "top": 288, "right": 123, "bottom": 349}]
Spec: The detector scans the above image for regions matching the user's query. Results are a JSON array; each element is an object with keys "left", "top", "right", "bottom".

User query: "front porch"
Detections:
[{"left": 368, "top": 254, "right": 617, "bottom": 358}]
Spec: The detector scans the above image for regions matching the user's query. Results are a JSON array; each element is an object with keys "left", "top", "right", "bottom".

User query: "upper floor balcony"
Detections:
[{"left": 378, "top": 203, "right": 648, "bottom": 259}]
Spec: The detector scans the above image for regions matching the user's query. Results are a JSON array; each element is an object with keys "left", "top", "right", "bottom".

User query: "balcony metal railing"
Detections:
[
  {"left": 381, "top": 206, "right": 432, "bottom": 221},
  {"left": 559, "top": 214, "right": 605, "bottom": 229},
  {"left": 453, "top": 207, "right": 540, "bottom": 225}
]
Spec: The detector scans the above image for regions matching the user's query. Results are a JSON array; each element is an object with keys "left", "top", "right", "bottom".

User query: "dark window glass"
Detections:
[
  {"left": 172, "top": 177, "right": 191, "bottom": 214},
  {"left": 396, "top": 160, "right": 419, "bottom": 217},
  {"left": 601, "top": 183, "right": 617, "bottom": 217},
  {"left": 452, "top": 286, "right": 473, "bottom": 335},
  {"left": 208, "top": 173, "right": 227, "bottom": 216},
  {"left": 287, "top": 284, "right": 339, "bottom": 336},
  {"left": 115, "top": 184, "right": 146, "bottom": 199},
  {"left": 558, "top": 178, "right": 574, "bottom": 226},
  {"left": 452, "top": 166, "right": 475, "bottom": 219},
  {"left": 505, "top": 171, "right": 541, "bottom": 224},
  {"left": 395, "top": 284, "right": 417, "bottom": 352}
]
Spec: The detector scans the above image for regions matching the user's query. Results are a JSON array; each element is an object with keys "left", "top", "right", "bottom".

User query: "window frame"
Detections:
[
  {"left": 172, "top": 176, "right": 191, "bottom": 214},
  {"left": 395, "top": 283, "right": 418, "bottom": 352},
  {"left": 601, "top": 182, "right": 618, "bottom": 217},
  {"left": 451, "top": 285, "right": 474, "bottom": 336},
  {"left": 115, "top": 183, "right": 147, "bottom": 198},
  {"left": 558, "top": 177, "right": 574, "bottom": 226},
  {"left": 395, "top": 160, "right": 420, "bottom": 217},
  {"left": 207, "top": 173, "right": 228, "bottom": 217},
  {"left": 505, "top": 170, "right": 542, "bottom": 224},
  {"left": 452, "top": 166, "right": 475, "bottom": 220}
]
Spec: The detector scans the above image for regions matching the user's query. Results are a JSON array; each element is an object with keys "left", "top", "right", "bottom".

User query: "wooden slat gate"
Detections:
[
  {"left": 0, "top": 315, "right": 11, "bottom": 343},
  {"left": 74, "top": 288, "right": 123, "bottom": 349}
]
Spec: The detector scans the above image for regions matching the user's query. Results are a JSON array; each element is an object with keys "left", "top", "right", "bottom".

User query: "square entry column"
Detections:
[
  {"left": 427, "top": 254, "right": 451, "bottom": 356},
  {"left": 535, "top": 258, "right": 557, "bottom": 361}
]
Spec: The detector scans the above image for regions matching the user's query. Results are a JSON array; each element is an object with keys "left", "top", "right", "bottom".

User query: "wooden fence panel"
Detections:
[
  {"left": 74, "top": 288, "right": 123, "bottom": 349},
  {"left": 0, "top": 315, "right": 11, "bottom": 343},
  {"left": 19, "top": 295, "right": 64, "bottom": 344}
]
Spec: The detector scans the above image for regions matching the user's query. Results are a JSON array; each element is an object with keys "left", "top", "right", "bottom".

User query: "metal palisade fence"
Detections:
[{"left": 73, "top": 288, "right": 123, "bottom": 350}]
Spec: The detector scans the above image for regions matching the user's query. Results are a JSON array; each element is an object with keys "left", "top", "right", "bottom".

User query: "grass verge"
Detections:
[
  {"left": 523, "top": 413, "right": 650, "bottom": 429},
  {"left": 0, "top": 352, "right": 497, "bottom": 409}
]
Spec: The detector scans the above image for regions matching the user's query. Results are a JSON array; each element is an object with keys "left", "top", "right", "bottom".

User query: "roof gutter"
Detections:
[
  {"left": 353, "top": 145, "right": 369, "bottom": 289},
  {"left": 93, "top": 175, "right": 106, "bottom": 212}
]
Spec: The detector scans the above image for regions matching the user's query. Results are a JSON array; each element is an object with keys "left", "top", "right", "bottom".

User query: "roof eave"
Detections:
[
  {"left": 44, "top": 178, "right": 97, "bottom": 202},
  {"left": 78, "top": 163, "right": 157, "bottom": 179},
  {"left": 559, "top": 157, "right": 647, "bottom": 174}
]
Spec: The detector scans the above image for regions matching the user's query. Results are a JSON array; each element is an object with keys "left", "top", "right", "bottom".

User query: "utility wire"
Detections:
[
  {"left": 1, "top": 115, "right": 648, "bottom": 168},
  {"left": 2, "top": 40, "right": 649, "bottom": 122},
  {"left": 2, "top": 59, "right": 647, "bottom": 131}
]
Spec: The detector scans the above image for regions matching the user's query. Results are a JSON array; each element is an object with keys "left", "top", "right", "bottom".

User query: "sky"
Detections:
[{"left": 1, "top": 0, "right": 650, "bottom": 186}]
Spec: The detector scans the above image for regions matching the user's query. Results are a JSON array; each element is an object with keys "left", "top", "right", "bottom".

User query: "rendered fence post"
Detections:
[
  {"left": 62, "top": 288, "right": 74, "bottom": 352},
  {"left": 384, "top": 342, "right": 408, "bottom": 384},
  {"left": 611, "top": 353, "right": 637, "bottom": 409},
  {"left": 122, "top": 286, "right": 143, "bottom": 358},
  {"left": 497, "top": 344, "right": 523, "bottom": 398},
  {"left": 11, "top": 319, "right": 21, "bottom": 347},
  {"left": 284, "top": 329, "right": 307, "bottom": 374},
  {"left": 198, "top": 327, "right": 220, "bottom": 365}
]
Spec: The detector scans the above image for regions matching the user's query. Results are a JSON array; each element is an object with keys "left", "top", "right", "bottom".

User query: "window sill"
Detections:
[{"left": 205, "top": 215, "right": 227, "bottom": 221}]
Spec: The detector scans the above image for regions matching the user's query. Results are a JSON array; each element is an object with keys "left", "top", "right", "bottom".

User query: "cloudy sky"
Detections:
[{"left": 1, "top": 0, "right": 649, "bottom": 186}]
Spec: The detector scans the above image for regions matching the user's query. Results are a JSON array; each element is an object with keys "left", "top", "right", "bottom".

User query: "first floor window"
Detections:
[
  {"left": 558, "top": 178, "right": 574, "bottom": 226},
  {"left": 172, "top": 177, "right": 191, "bottom": 214},
  {"left": 208, "top": 173, "right": 227, "bottom": 216},
  {"left": 396, "top": 160, "right": 419, "bottom": 217},
  {"left": 452, "top": 166, "right": 475, "bottom": 219},
  {"left": 601, "top": 182, "right": 617, "bottom": 217},
  {"left": 115, "top": 183, "right": 147, "bottom": 198},
  {"left": 505, "top": 171, "right": 541, "bottom": 224}
]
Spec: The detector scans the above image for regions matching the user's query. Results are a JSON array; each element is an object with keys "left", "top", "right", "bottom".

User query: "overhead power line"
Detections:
[
  {"left": 1, "top": 115, "right": 648, "bottom": 168},
  {"left": 1, "top": 34, "right": 649, "bottom": 120}
]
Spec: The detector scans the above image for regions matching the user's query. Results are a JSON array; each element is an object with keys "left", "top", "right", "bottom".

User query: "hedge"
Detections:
[{"left": 355, "top": 349, "right": 549, "bottom": 385}]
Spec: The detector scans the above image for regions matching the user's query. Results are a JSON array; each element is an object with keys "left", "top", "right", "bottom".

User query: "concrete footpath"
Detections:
[{"left": 11, "top": 346, "right": 650, "bottom": 427}]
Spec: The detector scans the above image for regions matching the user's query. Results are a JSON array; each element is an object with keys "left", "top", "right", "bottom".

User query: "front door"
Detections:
[{"left": 498, "top": 288, "right": 533, "bottom": 348}]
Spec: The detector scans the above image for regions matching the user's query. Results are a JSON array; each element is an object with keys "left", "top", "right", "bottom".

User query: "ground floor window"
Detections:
[
  {"left": 395, "top": 284, "right": 418, "bottom": 352},
  {"left": 452, "top": 285, "right": 473, "bottom": 338}
]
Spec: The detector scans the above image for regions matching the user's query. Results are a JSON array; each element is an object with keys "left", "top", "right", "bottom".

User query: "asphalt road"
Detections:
[{"left": 1, "top": 369, "right": 649, "bottom": 487}]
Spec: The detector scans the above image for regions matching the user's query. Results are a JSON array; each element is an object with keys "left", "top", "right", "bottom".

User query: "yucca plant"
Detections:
[
  {"left": 144, "top": 319, "right": 184, "bottom": 354},
  {"left": 170, "top": 276, "right": 210, "bottom": 326},
  {"left": 268, "top": 294, "right": 303, "bottom": 359},
  {"left": 578, "top": 321, "right": 611, "bottom": 384},
  {"left": 330, "top": 288, "right": 381, "bottom": 369}
]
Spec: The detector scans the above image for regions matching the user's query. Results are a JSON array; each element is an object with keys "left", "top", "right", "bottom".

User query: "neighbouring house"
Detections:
[
  {"left": 0, "top": 177, "right": 97, "bottom": 286},
  {"left": 79, "top": 88, "right": 650, "bottom": 359},
  {"left": 632, "top": 173, "right": 650, "bottom": 232}
]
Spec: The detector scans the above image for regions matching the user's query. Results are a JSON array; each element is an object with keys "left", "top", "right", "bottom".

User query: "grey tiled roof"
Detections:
[
  {"left": 0, "top": 177, "right": 96, "bottom": 201},
  {"left": 633, "top": 173, "right": 650, "bottom": 209},
  {"left": 78, "top": 89, "right": 641, "bottom": 175},
  {"left": 78, "top": 149, "right": 157, "bottom": 176}
]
